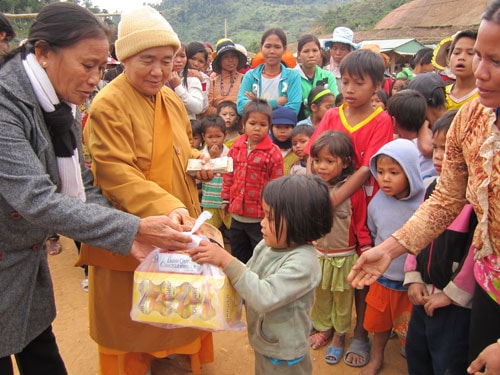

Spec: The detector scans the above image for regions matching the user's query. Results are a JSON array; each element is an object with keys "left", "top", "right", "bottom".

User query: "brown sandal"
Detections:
[{"left": 309, "top": 329, "right": 333, "bottom": 350}]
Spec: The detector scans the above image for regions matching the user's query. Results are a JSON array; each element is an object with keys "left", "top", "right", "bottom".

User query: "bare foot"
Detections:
[
  {"left": 359, "top": 358, "right": 383, "bottom": 375},
  {"left": 346, "top": 352, "right": 365, "bottom": 366}
]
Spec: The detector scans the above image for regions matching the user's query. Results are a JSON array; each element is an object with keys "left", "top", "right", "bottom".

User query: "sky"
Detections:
[{"left": 92, "top": 0, "right": 161, "bottom": 13}]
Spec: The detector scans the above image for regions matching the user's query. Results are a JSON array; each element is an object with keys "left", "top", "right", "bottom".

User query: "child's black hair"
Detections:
[
  {"left": 340, "top": 49, "right": 385, "bottom": 88},
  {"left": 410, "top": 47, "right": 433, "bottom": 69},
  {"left": 390, "top": 77, "right": 409, "bottom": 96},
  {"left": 335, "top": 93, "right": 343, "bottom": 107},
  {"left": 190, "top": 119, "right": 203, "bottom": 137},
  {"left": 262, "top": 174, "right": 333, "bottom": 247},
  {"left": 241, "top": 99, "right": 273, "bottom": 126},
  {"left": 217, "top": 100, "right": 242, "bottom": 133},
  {"left": 448, "top": 30, "right": 478, "bottom": 58},
  {"left": 387, "top": 89, "right": 427, "bottom": 133},
  {"left": 310, "top": 130, "right": 355, "bottom": 185},
  {"left": 432, "top": 109, "right": 458, "bottom": 136},
  {"left": 291, "top": 124, "right": 314, "bottom": 140},
  {"left": 374, "top": 89, "right": 388, "bottom": 108},
  {"left": 217, "top": 100, "right": 237, "bottom": 114},
  {"left": 201, "top": 114, "right": 226, "bottom": 134},
  {"left": 306, "top": 85, "right": 335, "bottom": 111}
]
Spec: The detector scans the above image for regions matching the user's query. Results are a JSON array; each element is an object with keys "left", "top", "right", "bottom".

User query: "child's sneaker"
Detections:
[{"left": 81, "top": 278, "right": 88, "bottom": 292}]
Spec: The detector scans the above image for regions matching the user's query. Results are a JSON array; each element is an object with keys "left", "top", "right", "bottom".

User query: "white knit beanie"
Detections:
[{"left": 115, "top": 6, "right": 180, "bottom": 62}]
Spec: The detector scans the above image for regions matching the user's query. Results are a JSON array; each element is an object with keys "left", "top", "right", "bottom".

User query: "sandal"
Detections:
[
  {"left": 325, "top": 345, "right": 343, "bottom": 365},
  {"left": 308, "top": 329, "right": 333, "bottom": 350},
  {"left": 344, "top": 338, "right": 371, "bottom": 367}
]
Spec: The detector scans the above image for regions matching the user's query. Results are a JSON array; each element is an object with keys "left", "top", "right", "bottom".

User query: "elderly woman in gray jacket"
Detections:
[{"left": 0, "top": 4, "right": 197, "bottom": 375}]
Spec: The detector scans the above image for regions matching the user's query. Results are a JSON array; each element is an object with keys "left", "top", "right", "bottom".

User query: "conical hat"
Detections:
[{"left": 432, "top": 36, "right": 453, "bottom": 71}]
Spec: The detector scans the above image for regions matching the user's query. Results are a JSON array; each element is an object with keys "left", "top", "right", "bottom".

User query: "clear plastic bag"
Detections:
[{"left": 130, "top": 213, "right": 244, "bottom": 332}]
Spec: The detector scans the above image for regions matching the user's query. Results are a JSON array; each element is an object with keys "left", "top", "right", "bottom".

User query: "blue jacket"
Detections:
[{"left": 237, "top": 63, "right": 302, "bottom": 115}]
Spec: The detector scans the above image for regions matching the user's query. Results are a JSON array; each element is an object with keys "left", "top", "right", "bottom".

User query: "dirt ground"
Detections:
[{"left": 35, "top": 237, "right": 408, "bottom": 375}]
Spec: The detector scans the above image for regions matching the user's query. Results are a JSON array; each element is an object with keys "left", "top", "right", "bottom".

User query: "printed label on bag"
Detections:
[{"left": 155, "top": 252, "right": 203, "bottom": 274}]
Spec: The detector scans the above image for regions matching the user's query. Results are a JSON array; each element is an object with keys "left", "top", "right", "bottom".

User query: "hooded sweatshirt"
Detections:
[{"left": 368, "top": 139, "right": 425, "bottom": 282}]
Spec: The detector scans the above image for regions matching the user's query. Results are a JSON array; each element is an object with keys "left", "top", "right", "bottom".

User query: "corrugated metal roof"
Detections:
[
  {"left": 360, "top": 39, "right": 426, "bottom": 55},
  {"left": 320, "top": 37, "right": 426, "bottom": 56}
]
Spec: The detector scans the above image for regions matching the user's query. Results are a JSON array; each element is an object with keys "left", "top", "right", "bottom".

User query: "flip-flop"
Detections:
[
  {"left": 325, "top": 345, "right": 343, "bottom": 365},
  {"left": 344, "top": 338, "right": 371, "bottom": 367}
]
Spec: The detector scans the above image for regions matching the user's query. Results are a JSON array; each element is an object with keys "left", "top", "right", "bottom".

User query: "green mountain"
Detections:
[
  {"left": 2, "top": 0, "right": 412, "bottom": 52},
  {"left": 155, "top": 0, "right": 412, "bottom": 53}
]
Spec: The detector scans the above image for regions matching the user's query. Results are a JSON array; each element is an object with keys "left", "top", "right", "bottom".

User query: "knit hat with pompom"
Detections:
[{"left": 115, "top": 5, "right": 180, "bottom": 61}]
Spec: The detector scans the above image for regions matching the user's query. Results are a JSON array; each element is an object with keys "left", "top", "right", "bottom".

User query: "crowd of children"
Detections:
[
  {"left": 3, "top": 5, "right": 483, "bottom": 372},
  {"left": 178, "top": 24, "right": 483, "bottom": 373}
]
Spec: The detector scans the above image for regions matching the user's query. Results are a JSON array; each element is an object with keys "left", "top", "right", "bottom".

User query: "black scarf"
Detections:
[{"left": 42, "top": 103, "right": 76, "bottom": 157}]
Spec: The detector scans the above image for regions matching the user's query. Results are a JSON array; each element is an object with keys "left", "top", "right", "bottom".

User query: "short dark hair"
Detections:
[
  {"left": 217, "top": 100, "right": 237, "bottom": 114},
  {"left": 262, "top": 174, "right": 333, "bottom": 247},
  {"left": 335, "top": 93, "right": 344, "bottom": 107},
  {"left": 449, "top": 30, "right": 478, "bottom": 58},
  {"left": 217, "top": 100, "right": 242, "bottom": 133},
  {"left": 310, "top": 130, "right": 355, "bottom": 184},
  {"left": 432, "top": 109, "right": 458, "bottom": 136},
  {"left": 261, "top": 28, "right": 287, "bottom": 49},
  {"left": 0, "top": 12, "right": 15, "bottom": 41},
  {"left": 387, "top": 89, "right": 427, "bottom": 133},
  {"left": 340, "top": 49, "right": 385, "bottom": 87},
  {"left": 187, "top": 41, "right": 208, "bottom": 63},
  {"left": 291, "top": 124, "right": 314, "bottom": 139},
  {"left": 374, "top": 89, "right": 388, "bottom": 107},
  {"left": 241, "top": 99, "right": 273, "bottom": 126},
  {"left": 297, "top": 34, "right": 320, "bottom": 53},
  {"left": 411, "top": 47, "right": 433, "bottom": 68},
  {"left": 307, "top": 85, "right": 335, "bottom": 110},
  {"left": 190, "top": 119, "right": 203, "bottom": 137},
  {"left": 483, "top": 0, "right": 500, "bottom": 23},
  {"left": 390, "top": 77, "right": 409, "bottom": 95},
  {"left": 201, "top": 114, "right": 226, "bottom": 134}
]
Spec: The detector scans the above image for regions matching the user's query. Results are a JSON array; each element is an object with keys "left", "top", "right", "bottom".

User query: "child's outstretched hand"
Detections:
[{"left": 189, "top": 240, "right": 234, "bottom": 268}]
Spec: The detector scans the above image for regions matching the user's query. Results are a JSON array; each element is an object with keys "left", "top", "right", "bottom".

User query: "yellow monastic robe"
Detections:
[{"left": 80, "top": 74, "right": 211, "bottom": 356}]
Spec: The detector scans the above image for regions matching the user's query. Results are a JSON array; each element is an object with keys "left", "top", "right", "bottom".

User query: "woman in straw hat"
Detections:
[
  {"left": 206, "top": 38, "right": 246, "bottom": 115},
  {"left": 80, "top": 6, "right": 214, "bottom": 374},
  {"left": 0, "top": 3, "right": 195, "bottom": 374}
]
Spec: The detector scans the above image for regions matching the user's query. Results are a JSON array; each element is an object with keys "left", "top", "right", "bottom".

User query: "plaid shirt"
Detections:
[{"left": 222, "top": 134, "right": 283, "bottom": 218}]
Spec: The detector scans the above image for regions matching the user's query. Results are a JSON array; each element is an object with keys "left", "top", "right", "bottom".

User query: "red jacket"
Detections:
[{"left": 222, "top": 134, "right": 284, "bottom": 218}]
